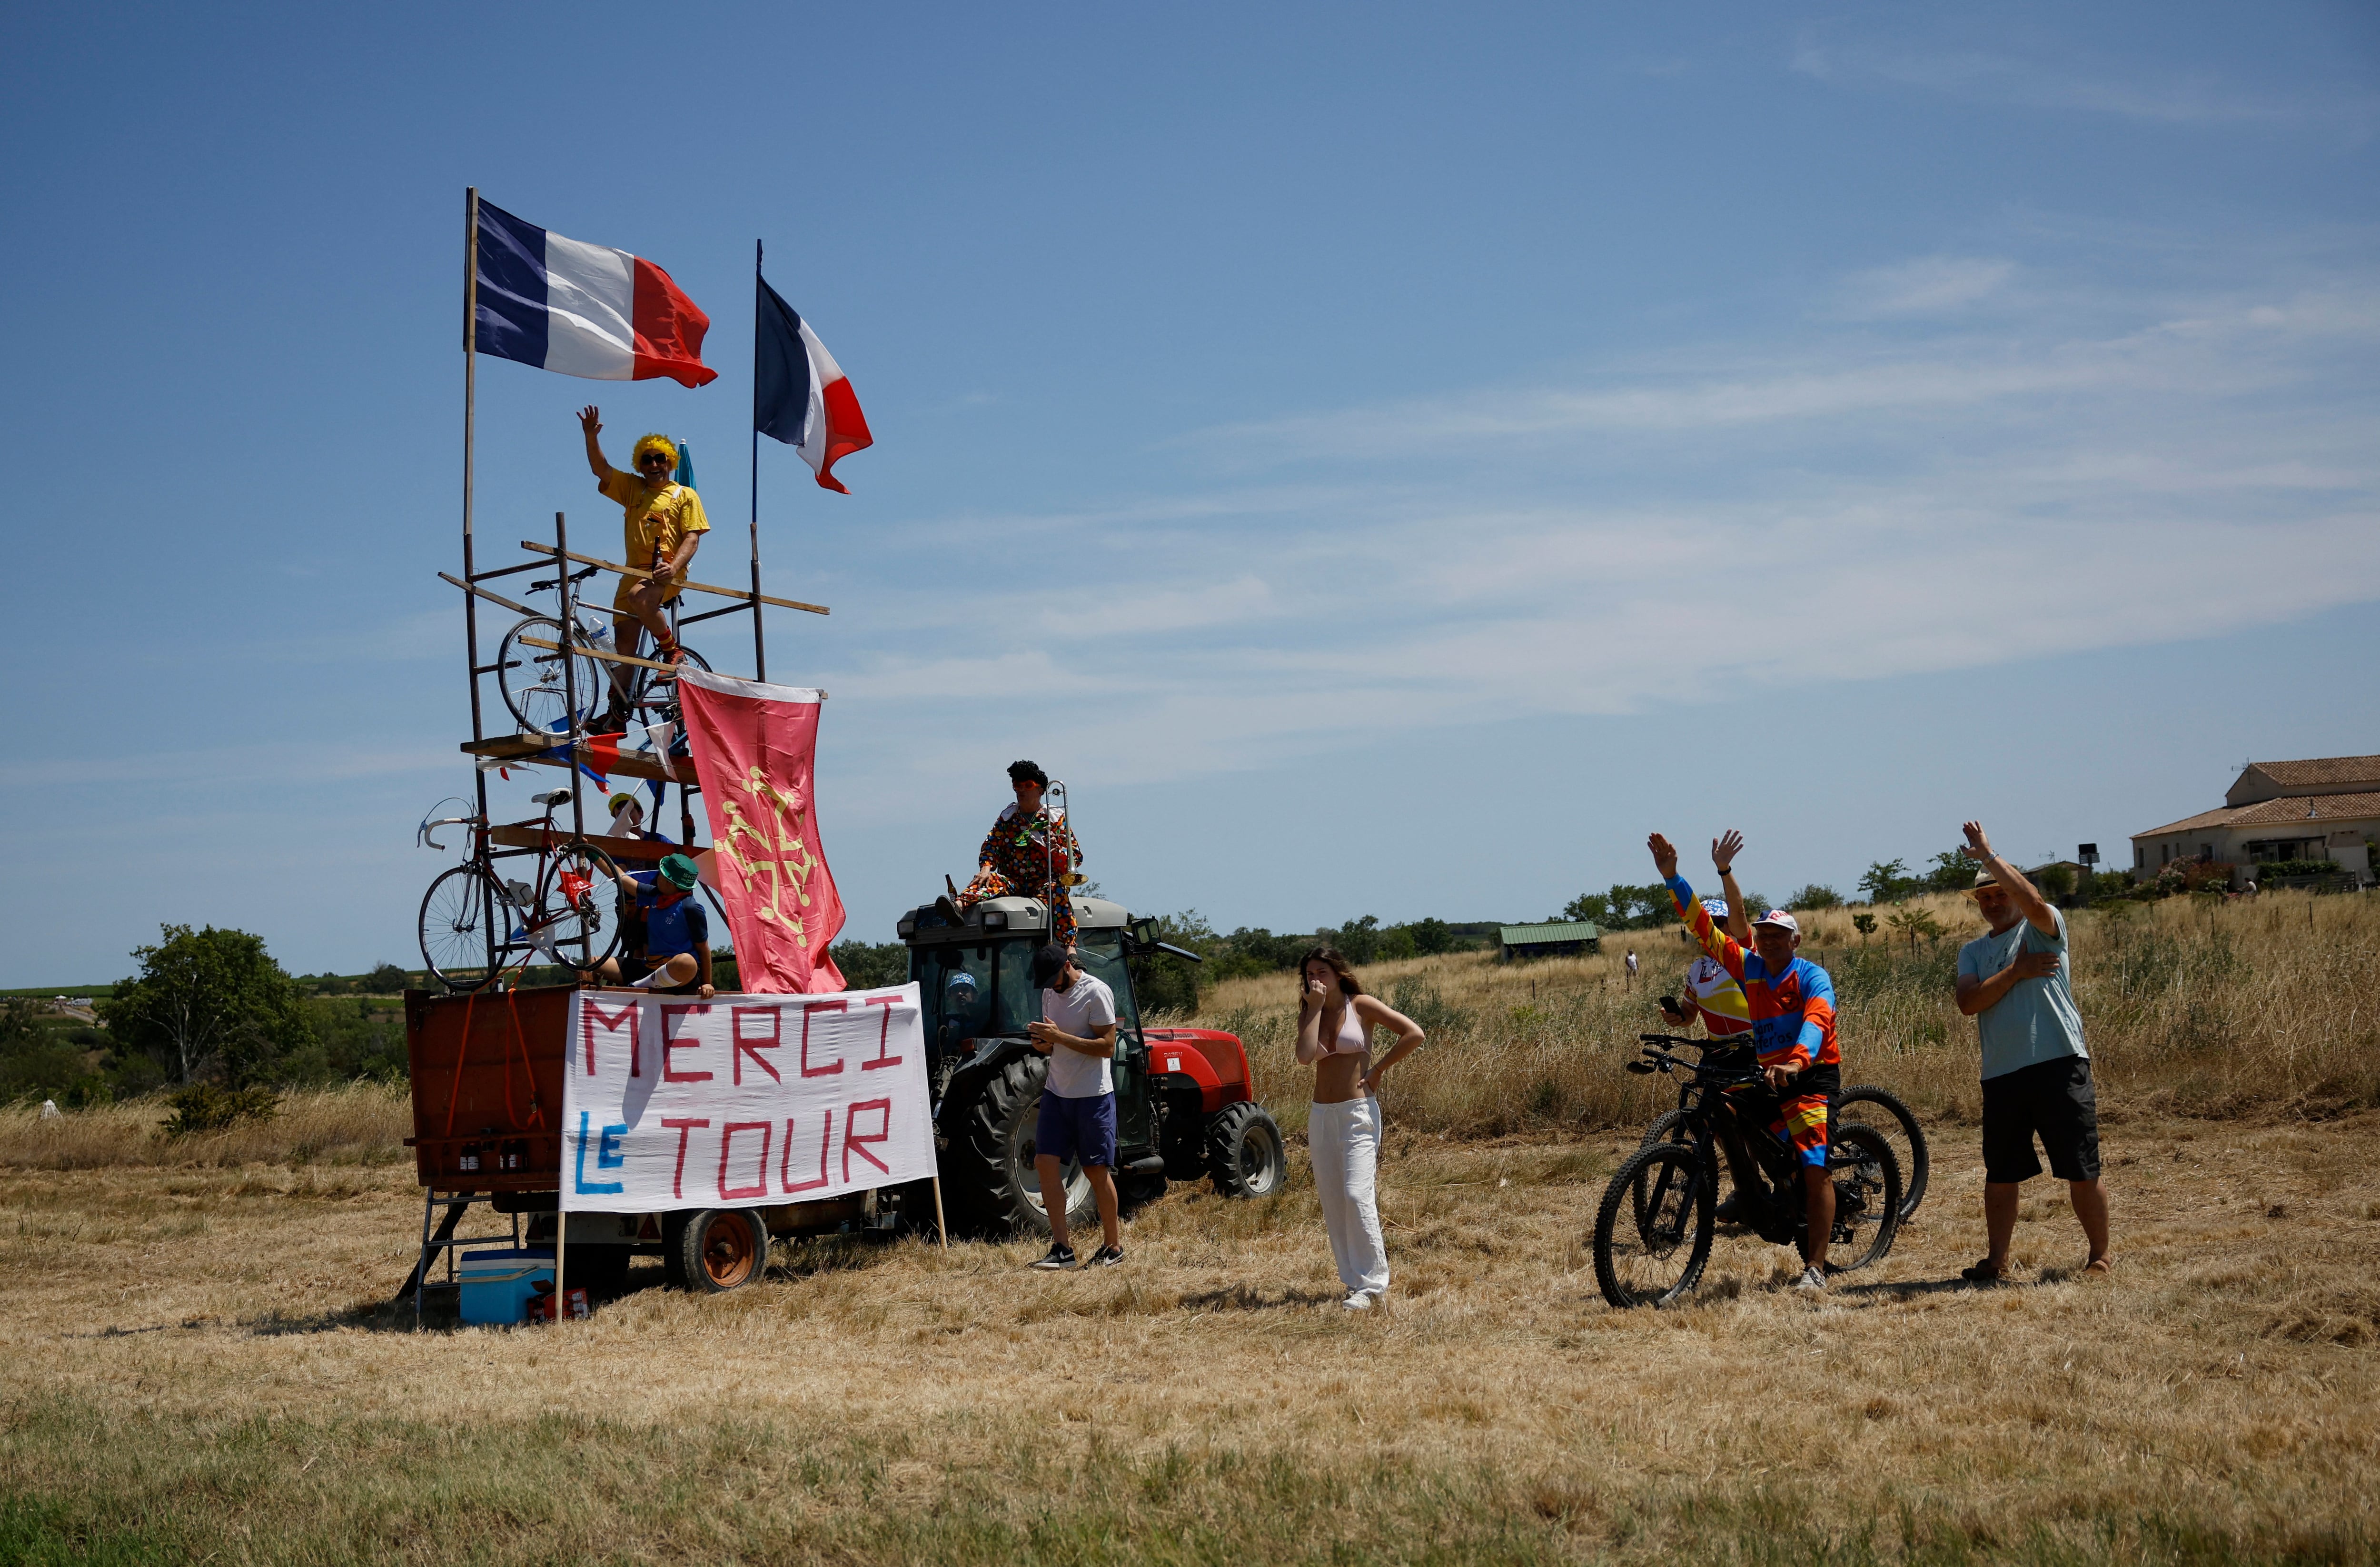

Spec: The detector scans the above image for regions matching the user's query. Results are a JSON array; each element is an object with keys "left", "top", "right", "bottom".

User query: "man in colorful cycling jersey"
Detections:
[
  {"left": 1655, "top": 833, "right": 1761, "bottom": 1221},
  {"left": 938, "top": 760, "right": 1085, "bottom": 948},
  {"left": 1649, "top": 830, "right": 1841, "bottom": 1292},
  {"left": 581, "top": 852, "right": 715, "bottom": 998}
]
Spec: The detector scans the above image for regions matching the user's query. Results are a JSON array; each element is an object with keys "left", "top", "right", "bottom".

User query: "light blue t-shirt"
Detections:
[{"left": 1956, "top": 906, "right": 2087, "bottom": 1081}]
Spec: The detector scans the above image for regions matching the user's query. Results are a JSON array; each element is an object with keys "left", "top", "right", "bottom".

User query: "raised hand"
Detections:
[
  {"left": 1962, "top": 820, "right": 1992, "bottom": 860},
  {"left": 578, "top": 405, "right": 603, "bottom": 437},
  {"left": 1712, "top": 829, "right": 1744, "bottom": 875},
  {"left": 1647, "top": 832, "right": 1680, "bottom": 879}
]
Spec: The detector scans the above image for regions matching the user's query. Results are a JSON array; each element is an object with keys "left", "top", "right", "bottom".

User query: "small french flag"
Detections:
[
  {"left": 473, "top": 199, "right": 717, "bottom": 388},
  {"left": 754, "top": 274, "right": 874, "bottom": 492}
]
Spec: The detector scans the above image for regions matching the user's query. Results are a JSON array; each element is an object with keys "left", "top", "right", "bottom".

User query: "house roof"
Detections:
[
  {"left": 1499, "top": 921, "right": 1602, "bottom": 945},
  {"left": 2246, "top": 756, "right": 2380, "bottom": 788},
  {"left": 2133, "top": 792, "right": 2380, "bottom": 840}
]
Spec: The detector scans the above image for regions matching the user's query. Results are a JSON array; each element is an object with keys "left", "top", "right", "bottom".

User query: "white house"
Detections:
[{"left": 2131, "top": 755, "right": 2379, "bottom": 885}]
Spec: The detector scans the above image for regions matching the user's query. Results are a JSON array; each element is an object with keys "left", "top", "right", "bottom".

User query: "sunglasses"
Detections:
[{"left": 639, "top": 452, "right": 672, "bottom": 466}]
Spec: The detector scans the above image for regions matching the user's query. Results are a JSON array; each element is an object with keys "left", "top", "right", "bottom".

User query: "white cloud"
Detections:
[
  {"left": 1789, "top": 30, "right": 2378, "bottom": 135},
  {"left": 796, "top": 265, "right": 2380, "bottom": 812},
  {"left": 1840, "top": 256, "right": 2014, "bottom": 317}
]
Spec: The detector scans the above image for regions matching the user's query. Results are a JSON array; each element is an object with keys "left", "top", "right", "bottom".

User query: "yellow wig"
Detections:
[{"left": 631, "top": 433, "right": 678, "bottom": 468}]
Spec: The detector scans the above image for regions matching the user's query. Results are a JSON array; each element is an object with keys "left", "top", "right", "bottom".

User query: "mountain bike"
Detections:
[
  {"left": 416, "top": 789, "right": 626, "bottom": 991},
  {"left": 1639, "top": 1049, "right": 1929, "bottom": 1222},
  {"left": 494, "top": 562, "right": 711, "bottom": 738},
  {"left": 1595, "top": 1035, "right": 1902, "bottom": 1309}
]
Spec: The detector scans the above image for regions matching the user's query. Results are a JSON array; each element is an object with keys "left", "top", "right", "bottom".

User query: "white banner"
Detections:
[{"left": 561, "top": 983, "right": 933, "bottom": 1213}]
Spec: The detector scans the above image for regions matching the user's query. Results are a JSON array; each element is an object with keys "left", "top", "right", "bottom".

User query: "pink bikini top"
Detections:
[{"left": 1329, "top": 998, "right": 1368, "bottom": 1056}]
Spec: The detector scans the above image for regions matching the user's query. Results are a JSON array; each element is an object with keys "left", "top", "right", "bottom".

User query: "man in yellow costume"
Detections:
[{"left": 578, "top": 405, "right": 709, "bottom": 733}]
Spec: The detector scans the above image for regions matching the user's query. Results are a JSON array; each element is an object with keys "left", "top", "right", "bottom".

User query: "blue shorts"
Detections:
[{"left": 1035, "top": 1090, "right": 1116, "bottom": 1169}]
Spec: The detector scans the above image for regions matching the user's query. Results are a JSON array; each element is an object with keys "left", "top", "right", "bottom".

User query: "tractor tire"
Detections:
[
  {"left": 1207, "top": 1101, "right": 1287, "bottom": 1198},
  {"left": 670, "top": 1208, "right": 768, "bottom": 1294},
  {"left": 942, "top": 1053, "right": 1096, "bottom": 1238}
]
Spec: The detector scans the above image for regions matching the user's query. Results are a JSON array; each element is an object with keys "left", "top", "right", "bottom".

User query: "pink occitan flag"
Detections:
[{"left": 676, "top": 669, "right": 846, "bottom": 993}]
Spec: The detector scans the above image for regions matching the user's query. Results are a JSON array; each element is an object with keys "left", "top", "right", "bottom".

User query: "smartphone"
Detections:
[{"left": 1659, "top": 996, "right": 1681, "bottom": 1014}]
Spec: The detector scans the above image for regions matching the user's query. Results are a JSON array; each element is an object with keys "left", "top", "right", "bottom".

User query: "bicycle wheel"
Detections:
[
  {"left": 419, "top": 864, "right": 504, "bottom": 992},
  {"left": 530, "top": 842, "right": 626, "bottom": 977},
  {"left": 1594, "top": 1142, "right": 1715, "bottom": 1309},
  {"left": 497, "top": 616, "right": 604, "bottom": 736},
  {"left": 1835, "top": 1085, "right": 1928, "bottom": 1221},
  {"left": 629, "top": 642, "right": 710, "bottom": 728},
  {"left": 1823, "top": 1124, "right": 1903, "bottom": 1273}
]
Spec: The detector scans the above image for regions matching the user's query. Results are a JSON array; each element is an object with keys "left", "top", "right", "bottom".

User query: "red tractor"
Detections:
[{"left": 899, "top": 893, "right": 1287, "bottom": 1233}]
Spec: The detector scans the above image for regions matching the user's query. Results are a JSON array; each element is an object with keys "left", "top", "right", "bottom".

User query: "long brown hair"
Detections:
[{"left": 1299, "top": 946, "right": 1365, "bottom": 999}]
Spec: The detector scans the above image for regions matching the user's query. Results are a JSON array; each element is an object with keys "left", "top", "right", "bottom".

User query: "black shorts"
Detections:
[
  {"left": 1981, "top": 1056, "right": 2100, "bottom": 1184},
  {"left": 621, "top": 955, "right": 701, "bottom": 996}
]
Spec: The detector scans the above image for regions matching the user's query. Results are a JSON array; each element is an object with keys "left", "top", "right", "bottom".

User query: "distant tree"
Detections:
[
  {"left": 1329, "top": 915, "right": 1383, "bottom": 966},
  {"left": 828, "top": 940, "right": 911, "bottom": 991},
  {"left": 1374, "top": 924, "right": 1418, "bottom": 962},
  {"left": 1883, "top": 905, "right": 1946, "bottom": 948},
  {"left": 1851, "top": 912, "right": 1878, "bottom": 940},
  {"left": 1858, "top": 859, "right": 1919, "bottom": 904},
  {"left": 100, "top": 925, "right": 311, "bottom": 1087},
  {"left": 1129, "top": 910, "right": 1218, "bottom": 1015},
  {"left": 2034, "top": 865, "right": 2077, "bottom": 904},
  {"left": 1407, "top": 918, "right": 1456, "bottom": 956},
  {"left": 364, "top": 962, "right": 410, "bottom": 994},
  {"left": 1923, "top": 850, "right": 1974, "bottom": 894},
  {"left": 1561, "top": 891, "right": 1613, "bottom": 926},
  {"left": 1789, "top": 884, "right": 1843, "bottom": 910},
  {"left": 1560, "top": 885, "right": 1676, "bottom": 931}
]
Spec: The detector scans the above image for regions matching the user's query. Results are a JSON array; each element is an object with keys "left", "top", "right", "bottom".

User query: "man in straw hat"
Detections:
[
  {"left": 580, "top": 852, "right": 714, "bottom": 999},
  {"left": 578, "top": 405, "right": 709, "bottom": 732},
  {"left": 1953, "top": 821, "right": 2111, "bottom": 1283}
]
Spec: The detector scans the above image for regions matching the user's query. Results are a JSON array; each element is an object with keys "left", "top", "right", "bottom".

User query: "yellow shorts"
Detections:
[{"left": 613, "top": 571, "right": 685, "bottom": 613}]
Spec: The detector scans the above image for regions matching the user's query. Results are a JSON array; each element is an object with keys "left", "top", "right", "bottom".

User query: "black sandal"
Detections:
[{"left": 1960, "top": 1257, "right": 2005, "bottom": 1284}]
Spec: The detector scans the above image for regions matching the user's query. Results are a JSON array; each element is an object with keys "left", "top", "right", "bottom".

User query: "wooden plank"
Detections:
[
  {"left": 488, "top": 824, "right": 681, "bottom": 864},
  {"left": 437, "top": 571, "right": 538, "bottom": 619},
  {"left": 517, "top": 540, "right": 830, "bottom": 616},
  {"left": 516, "top": 633, "right": 676, "bottom": 675},
  {"left": 459, "top": 736, "right": 693, "bottom": 787}
]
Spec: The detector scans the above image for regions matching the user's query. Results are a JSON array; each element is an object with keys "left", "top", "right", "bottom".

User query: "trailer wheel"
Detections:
[
  {"left": 1208, "top": 1101, "right": 1287, "bottom": 1198},
  {"left": 671, "top": 1208, "right": 767, "bottom": 1293}
]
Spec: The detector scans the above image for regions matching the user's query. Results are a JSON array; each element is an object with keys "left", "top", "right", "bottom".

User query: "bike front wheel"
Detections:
[
  {"left": 1834, "top": 1085, "right": 1927, "bottom": 1221},
  {"left": 419, "top": 864, "right": 505, "bottom": 992},
  {"left": 497, "top": 615, "right": 605, "bottom": 736},
  {"left": 531, "top": 842, "right": 626, "bottom": 978},
  {"left": 1594, "top": 1141, "right": 1715, "bottom": 1309},
  {"left": 1824, "top": 1123, "right": 1904, "bottom": 1272}
]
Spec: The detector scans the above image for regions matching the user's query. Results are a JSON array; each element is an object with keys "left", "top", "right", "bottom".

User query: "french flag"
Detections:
[
  {"left": 473, "top": 199, "right": 717, "bottom": 387},
  {"left": 754, "top": 274, "right": 874, "bottom": 492}
]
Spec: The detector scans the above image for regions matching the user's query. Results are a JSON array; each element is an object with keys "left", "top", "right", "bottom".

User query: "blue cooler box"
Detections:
[{"left": 459, "top": 1248, "right": 554, "bottom": 1325}]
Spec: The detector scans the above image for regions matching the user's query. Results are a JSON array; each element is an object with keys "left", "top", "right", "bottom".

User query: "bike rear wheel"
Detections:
[
  {"left": 628, "top": 642, "right": 710, "bottom": 729},
  {"left": 1594, "top": 1141, "right": 1715, "bottom": 1309},
  {"left": 496, "top": 616, "right": 604, "bottom": 736},
  {"left": 530, "top": 842, "right": 626, "bottom": 977},
  {"left": 1823, "top": 1124, "right": 1904, "bottom": 1272},
  {"left": 1835, "top": 1085, "right": 1927, "bottom": 1222},
  {"left": 419, "top": 864, "right": 505, "bottom": 992}
]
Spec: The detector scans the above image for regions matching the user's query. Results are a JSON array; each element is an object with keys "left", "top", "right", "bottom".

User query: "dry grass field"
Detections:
[{"left": 2, "top": 892, "right": 2376, "bottom": 1565}]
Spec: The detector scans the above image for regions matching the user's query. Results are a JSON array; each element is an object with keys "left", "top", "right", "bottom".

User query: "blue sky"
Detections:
[{"left": 4, "top": 2, "right": 2376, "bottom": 984}]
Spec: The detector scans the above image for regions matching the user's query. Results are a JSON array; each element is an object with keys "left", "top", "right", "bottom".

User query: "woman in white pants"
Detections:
[{"left": 1296, "top": 947, "right": 1426, "bottom": 1310}]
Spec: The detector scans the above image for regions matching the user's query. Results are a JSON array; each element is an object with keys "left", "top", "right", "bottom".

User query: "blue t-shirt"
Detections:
[
  {"left": 1957, "top": 907, "right": 2086, "bottom": 1080},
  {"left": 625, "top": 871, "right": 708, "bottom": 960}
]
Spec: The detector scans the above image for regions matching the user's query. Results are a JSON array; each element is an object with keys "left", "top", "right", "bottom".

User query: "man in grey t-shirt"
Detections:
[
  {"left": 1025, "top": 943, "right": 1123, "bottom": 1270},
  {"left": 1953, "top": 821, "right": 2112, "bottom": 1283}
]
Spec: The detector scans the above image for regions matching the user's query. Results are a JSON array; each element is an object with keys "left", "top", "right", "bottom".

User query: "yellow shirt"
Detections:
[{"left": 596, "top": 466, "right": 709, "bottom": 602}]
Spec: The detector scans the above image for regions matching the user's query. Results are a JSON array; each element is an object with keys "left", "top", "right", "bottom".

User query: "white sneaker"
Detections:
[
  {"left": 1794, "top": 1266, "right": 1827, "bottom": 1294},
  {"left": 1341, "top": 1291, "right": 1374, "bottom": 1311}
]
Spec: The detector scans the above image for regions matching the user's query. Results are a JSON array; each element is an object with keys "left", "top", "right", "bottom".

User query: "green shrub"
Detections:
[
  {"left": 1790, "top": 884, "right": 1843, "bottom": 910},
  {"left": 2255, "top": 859, "right": 2336, "bottom": 880},
  {"left": 162, "top": 1083, "right": 282, "bottom": 1136}
]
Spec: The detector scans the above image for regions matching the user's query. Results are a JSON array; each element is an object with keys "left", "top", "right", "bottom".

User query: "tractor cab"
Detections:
[{"left": 896, "top": 893, "right": 1285, "bottom": 1234}]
